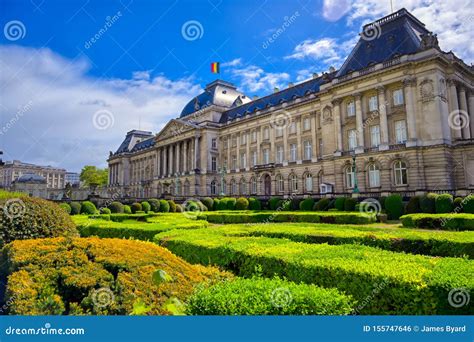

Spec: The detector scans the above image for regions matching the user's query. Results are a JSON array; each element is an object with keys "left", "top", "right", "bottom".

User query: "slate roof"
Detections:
[
  {"left": 114, "top": 130, "right": 153, "bottom": 155},
  {"left": 16, "top": 173, "right": 46, "bottom": 183}
]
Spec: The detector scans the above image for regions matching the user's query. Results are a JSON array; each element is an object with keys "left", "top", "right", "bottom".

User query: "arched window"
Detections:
[
  {"left": 210, "top": 180, "right": 217, "bottom": 195},
  {"left": 176, "top": 181, "right": 182, "bottom": 196},
  {"left": 345, "top": 166, "right": 355, "bottom": 189},
  {"left": 250, "top": 177, "right": 257, "bottom": 194},
  {"left": 239, "top": 178, "right": 247, "bottom": 195},
  {"left": 368, "top": 164, "right": 380, "bottom": 188},
  {"left": 230, "top": 179, "right": 237, "bottom": 195},
  {"left": 276, "top": 174, "right": 284, "bottom": 193},
  {"left": 304, "top": 173, "right": 313, "bottom": 192},
  {"left": 393, "top": 161, "right": 408, "bottom": 186},
  {"left": 184, "top": 181, "right": 190, "bottom": 196},
  {"left": 289, "top": 174, "right": 298, "bottom": 194}
]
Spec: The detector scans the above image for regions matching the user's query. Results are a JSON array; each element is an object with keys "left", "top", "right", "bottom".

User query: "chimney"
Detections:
[
  {"left": 329, "top": 66, "right": 336, "bottom": 73},
  {"left": 312, "top": 72, "right": 319, "bottom": 79},
  {"left": 253, "top": 95, "right": 259, "bottom": 100},
  {"left": 288, "top": 82, "right": 294, "bottom": 88},
  {"left": 273, "top": 87, "right": 279, "bottom": 93}
]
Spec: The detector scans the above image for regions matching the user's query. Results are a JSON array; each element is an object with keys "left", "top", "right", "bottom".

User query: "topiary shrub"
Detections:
[
  {"left": 159, "top": 200, "right": 170, "bottom": 213},
  {"left": 148, "top": 199, "right": 160, "bottom": 213},
  {"left": 299, "top": 198, "right": 315, "bottom": 211},
  {"left": 215, "top": 198, "right": 226, "bottom": 211},
  {"left": 0, "top": 193, "right": 78, "bottom": 244},
  {"left": 289, "top": 199, "right": 300, "bottom": 211},
  {"left": 81, "top": 201, "right": 97, "bottom": 215},
  {"left": 463, "top": 195, "right": 474, "bottom": 214},
  {"left": 313, "top": 198, "right": 330, "bottom": 211},
  {"left": 405, "top": 196, "right": 421, "bottom": 214},
  {"left": 168, "top": 200, "right": 176, "bottom": 213},
  {"left": 211, "top": 198, "right": 219, "bottom": 211},
  {"left": 420, "top": 193, "right": 438, "bottom": 213},
  {"left": 70, "top": 202, "right": 81, "bottom": 215},
  {"left": 235, "top": 197, "right": 249, "bottom": 210},
  {"left": 59, "top": 203, "right": 71, "bottom": 214},
  {"left": 123, "top": 205, "right": 132, "bottom": 214},
  {"left": 453, "top": 197, "right": 463, "bottom": 213},
  {"left": 248, "top": 197, "right": 261, "bottom": 210},
  {"left": 175, "top": 204, "right": 183, "bottom": 213},
  {"left": 344, "top": 198, "right": 357, "bottom": 211},
  {"left": 141, "top": 201, "right": 151, "bottom": 213},
  {"left": 100, "top": 207, "right": 111, "bottom": 214},
  {"left": 226, "top": 198, "right": 236, "bottom": 210},
  {"left": 201, "top": 197, "right": 214, "bottom": 211},
  {"left": 196, "top": 201, "right": 207, "bottom": 212},
  {"left": 108, "top": 201, "right": 124, "bottom": 214},
  {"left": 435, "top": 194, "right": 454, "bottom": 213},
  {"left": 269, "top": 197, "right": 281, "bottom": 210},
  {"left": 385, "top": 194, "right": 404, "bottom": 220},
  {"left": 334, "top": 197, "right": 346, "bottom": 211},
  {"left": 131, "top": 202, "right": 142, "bottom": 214}
]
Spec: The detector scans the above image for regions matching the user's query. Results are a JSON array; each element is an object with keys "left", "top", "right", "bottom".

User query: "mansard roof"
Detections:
[{"left": 114, "top": 130, "right": 154, "bottom": 155}]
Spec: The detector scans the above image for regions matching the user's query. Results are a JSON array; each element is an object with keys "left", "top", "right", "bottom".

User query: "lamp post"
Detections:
[
  {"left": 218, "top": 166, "right": 226, "bottom": 196},
  {"left": 352, "top": 154, "right": 360, "bottom": 194}
]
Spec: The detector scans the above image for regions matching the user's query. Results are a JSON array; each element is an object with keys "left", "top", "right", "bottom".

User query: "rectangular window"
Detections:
[
  {"left": 276, "top": 127, "right": 283, "bottom": 137},
  {"left": 232, "top": 136, "right": 237, "bottom": 147},
  {"left": 211, "top": 156, "right": 217, "bottom": 171},
  {"left": 370, "top": 125, "right": 380, "bottom": 147},
  {"left": 231, "top": 155, "right": 237, "bottom": 170},
  {"left": 304, "top": 140, "right": 312, "bottom": 160},
  {"left": 347, "top": 101, "right": 355, "bottom": 117},
  {"left": 263, "top": 148, "right": 270, "bottom": 164},
  {"left": 290, "top": 144, "right": 297, "bottom": 161},
  {"left": 348, "top": 129, "right": 357, "bottom": 150},
  {"left": 289, "top": 122, "right": 296, "bottom": 134},
  {"left": 319, "top": 138, "right": 323, "bottom": 157},
  {"left": 393, "top": 89, "right": 404, "bottom": 106},
  {"left": 369, "top": 166, "right": 380, "bottom": 187},
  {"left": 240, "top": 152, "right": 246, "bottom": 168},
  {"left": 395, "top": 120, "right": 407, "bottom": 143},
  {"left": 251, "top": 130, "right": 257, "bottom": 142},
  {"left": 211, "top": 138, "right": 217, "bottom": 149},
  {"left": 252, "top": 151, "right": 257, "bottom": 166},
  {"left": 303, "top": 117, "right": 311, "bottom": 131},
  {"left": 276, "top": 146, "right": 284, "bottom": 163},
  {"left": 241, "top": 133, "right": 246, "bottom": 145},
  {"left": 263, "top": 127, "right": 270, "bottom": 140},
  {"left": 369, "top": 95, "right": 378, "bottom": 112}
]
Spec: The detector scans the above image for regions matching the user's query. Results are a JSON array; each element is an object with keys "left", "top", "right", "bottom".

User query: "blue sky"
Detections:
[{"left": 1, "top": 0, "right": 472, "bottom": 172}]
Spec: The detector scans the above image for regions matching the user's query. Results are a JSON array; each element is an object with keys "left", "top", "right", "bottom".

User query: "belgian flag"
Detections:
[{"left": 210, "top": 62, "right": 220, "bottom": 74}]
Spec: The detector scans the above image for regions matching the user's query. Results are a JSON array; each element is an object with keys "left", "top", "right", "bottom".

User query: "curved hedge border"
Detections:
[
  {"left": 155, "top": 229, "right": 474, "bottom": 315},
  {"left": 197, "top": 211, "right": 375, "bottom": 224},
  {"left": 400, "top": 214, "right": 474, "bottom": 231}
]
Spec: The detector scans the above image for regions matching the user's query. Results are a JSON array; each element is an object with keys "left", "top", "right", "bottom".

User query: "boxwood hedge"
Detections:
[{"left": 400, "top": 213, "right": 474, "bottom": 231}]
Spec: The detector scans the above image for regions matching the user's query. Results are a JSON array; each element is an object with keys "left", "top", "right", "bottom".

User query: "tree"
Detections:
[{"left": 80, "top": 166, "right": 108, "bottom": 187}]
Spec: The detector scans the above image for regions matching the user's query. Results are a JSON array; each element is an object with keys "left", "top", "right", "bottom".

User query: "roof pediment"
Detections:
[{"left": 156, "top": 119, "right": 199, "bottom": 141}]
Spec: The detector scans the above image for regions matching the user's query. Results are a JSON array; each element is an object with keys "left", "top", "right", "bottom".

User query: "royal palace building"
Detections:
[{"left": 108, "top": 9, "right": 474, "bottom": 199}]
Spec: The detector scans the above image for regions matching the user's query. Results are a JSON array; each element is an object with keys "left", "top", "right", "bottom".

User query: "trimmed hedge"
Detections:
[
  {"left": 268, "top": 197, "right": 280, "bottom": 210},
  {"left": 235, "top": 197, "right": 249, "bottom": 210},
  {"left": 0, "top": 237, "right": 227, "bottom": 315},
  {"left": 59, "top": 203, "right": 71, "bottom": 214},
  {"left": 334, "top": 197, "right": 345, "bottom": 211},
  {"left": 201, "top": 197, "right": 214, "bottom": 211},
  {"left": 155, "top": 230, "right": 474, "bottom": 314},
  {"left": 313, "top": 198, "right": 330, "bottom": 211},
  {"left": 187, "top": 277, "right": 354, "bottom": 315},
  {"left": 385, "top": 194, "right": 404, "bottom": 220},
  {"left": 400, "top": 213, "right": 474, "bottom": 231},
  {"left": 168, "top": 200, "right": 177, "bottom": 213},
  {"left": 299, "top": 198, "right": 315, "bottom": 211},
  {"left": 131, "top": 202, "right": 142, "bottom": 214},
  {"left": 99, "top": 208, "right": 111, "bottom": 215},
  {"left": 344, "top": 198, "right": 357, "bottom": 211},
  {"left": 148, "top": 199, "right": 160, "bottom": 213},
  {"left": 141, "top": 201, "right": 151, "bottom": 213},
  {"left": 420, "top": 193, "right": 438, "bottom": 214},
  {"left": 70, "top": 202, "right": 81, "bottom": 215},
  {"left": 159, "top": 200, "right": 170, "bottom": 213},
  {"left": 405, "top": 196, "right": 421, "bottom": 214},
  {"left": 80, "top": 201, "right": 97, "bottom": 215},
  {"left": 123, "top": 205, "right": 132, "bottom": 214},
  {"left": 248, "top": 198, "right": 261, "bottom": 210},
  {"left": 463, "top": 195, "right": 474, "bottom": 214},
  {"left": 108, "top": 201, "right": 124, "bottom": 214},
  {"left": 454, "top": 197, "right": 464, "bottom": 213},
  {"left": 197, "top": 211, "right": 375, "bottom": 224},
  {"left": 436, "top": 194, "right": 454, "bottom": 214}
]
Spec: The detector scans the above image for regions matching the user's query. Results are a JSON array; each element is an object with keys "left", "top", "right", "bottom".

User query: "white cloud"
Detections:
[
  {"left": 221, "top": 58, "right": 242, "bottom": 67},
  {"left": 0, "top": 45, "right": 202, "bottom": 172},
  {"left": 229, "top": 65, "right": 290, "bottom": 93},
  {"left": 322, "top": 0, "right": 352, "bottom": 21}
]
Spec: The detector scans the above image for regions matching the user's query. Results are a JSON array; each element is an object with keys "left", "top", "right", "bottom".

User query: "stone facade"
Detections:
[
  {"left": 0, "top": 160, "right": 66, "bottom": 190},
  {"left": 108, "top": 9, "right": 474, "bottom": 200}
]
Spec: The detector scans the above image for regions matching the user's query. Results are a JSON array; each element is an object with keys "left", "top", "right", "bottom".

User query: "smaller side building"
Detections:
[{"left": 0, "top": 160, "right": 66, "bottom": 189}]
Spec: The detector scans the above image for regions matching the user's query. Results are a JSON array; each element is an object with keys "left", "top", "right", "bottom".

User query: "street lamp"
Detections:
[
  {"left": 352, "top": 154, "right": 360, "bottom": 194},
  {"left": 218, "top": 166, "right": 226, "bottom": 196}
]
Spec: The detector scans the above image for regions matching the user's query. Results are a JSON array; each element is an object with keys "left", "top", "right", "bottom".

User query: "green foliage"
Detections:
[
  {"left": 141, "top": 201, "right": 151, "bottom": 213},
  {"left": 216, "top": 198, "right": 227, "bottom": 210},
  {"left": 400, "top": 213, "right": 474, "bottom": 231},
  {"left": 59, "top": 203, "right": 71, "bottom": 214},
  {"left": 405, "top": 196, "right": 421, "bottom": 214},
  {"left": 80, "top": 201, "right": 97, "bottom": 215},
  {"left": 290, "top": 199, "right": 301, "bottom": 211},
  {"left": 148, "top": 199, "right": 160, "bottom": 213},
  {"left": 453, "top": 197, "right": 464, "bottom": 213},
  {"left": 420, "top": 193, "right": 438, "bottom": 213},
  {"left": 334, "top": 197, "right": 346, "bottom": 211},
  {"left": 159, "top": 200, "right": 170, "bottom": 213},
  {"left": 0, "top": 195, "right": 78, "bottom": 244},
  {"left": 131, "top": 202, "right": 142, "bottom": 214},
  {"left": 108, "top": 201, "right": 124, "bottom": 214},
  {"left": 385, "top": 194, "right": 404, "bottom": 220},
  {"left": 299, "top": 198, "right": 315, "bottom": 211},
  {"left": 269, "top": 197, "right": 281, "bottom": 210},
  {"left": 187, "top": 277, "right": 354, "bottom": 315},
  {"left": 168, "top": 200, "right": 177, "bottom": 213},
  {"left": 435, "top": 194, "right": 454, "bottom": 213},
  {"left": 100, "top": 208, "right": 111, "bottom": 215},
  {"left": 235, "top": 197, "right": 249, "bottom": 210},
  {"left": 226, "top": 198, "right": 236, "bottom": 210},
  {"left": 212, "top": 198, "right": 220, "bottom": 211},
  {"left": 175, "top": 204, "right": 183, "bottom": 213},
  {"left": 248, "top": 197, "right": 261, "bottom": 210},
  {"left": 313, "top": 198, "right": 329, "bottom": 211},
  {"left": 70, "top": 202, "right": 81, "bottom": 215},
  {"left": 344, "top": 198, "right": 357, "bottom": 211},
  {"left": 201, "top": 197, "right": 214, "bottom": 211},
  {"left": 123, "top": 205, "right": 132, "bottom": 214},
  {"left": 79, "top": 165, "right": 108, "bottom": 187},
  {"left": 463, "top": 195, "right": 474, "bottom": 214}
]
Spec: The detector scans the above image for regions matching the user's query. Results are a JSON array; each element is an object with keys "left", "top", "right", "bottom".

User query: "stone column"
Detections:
[
  {"left": 332, "top": 99, "right": 343, "bottom": 155},
  {"left": 283, "top": 121, "right": 288, "bottom": 164},
  {"left": 176, "top": 142, "right": 181, "bottom": 174},
  {"left": 448, "top": 79, "right": 462, "bottom": 140},
  {"left": 354, "top": 93, "right": 364, "bottom": 153},
  {"left": 377, "top": 86, "right": 389, "bottom": 150},
  {"left": 404, "top": 77, "right": 418, "bottom": 147},
  {"left": 296, "top": 117, "right": 302, "bottom": 163},
  {"left": 194, "top": 136, "right": 200, "bottom": 171},
  {"left": 245, "top": 132, "right": 250, "bottom": 171},
  {"left": 236, "top": 133, "right": 241, "bottom": 169},
  {"left": 156, "top": 149, "right": 161, "bottom": 178},
  {"left": 458, "top": 87, "right": 471, "bottom": 139},
  {"left": 311, "top": 114, "right": 317, "bottom": 161},
  {"left": 183, "top": 140, "right": 188, "bottom": 173},
  {"left": 469, "top": 92, "right": 474, "bottom": 138},
  {"left": 226, "top": 135, "right": 231, "bottom": 169},
  {"left": 163, "top": 146, "right": 168, "bottom": 177},
  {"left": 256, "top": 129, "right": 261, "bottom": 165}
]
